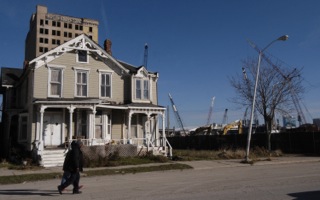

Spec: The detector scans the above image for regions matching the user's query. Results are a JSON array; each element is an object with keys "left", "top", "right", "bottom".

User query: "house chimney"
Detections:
[{"left": 104, "top": 39, "right": 112, "bottom": 56}]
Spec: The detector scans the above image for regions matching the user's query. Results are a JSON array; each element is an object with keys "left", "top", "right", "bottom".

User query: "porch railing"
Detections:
[{"left": 68, "top": 137, "right": 172, "bottom": 158}]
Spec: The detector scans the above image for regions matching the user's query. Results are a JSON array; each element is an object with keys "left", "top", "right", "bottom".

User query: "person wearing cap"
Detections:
[{"left": 58, "top": 140, "right": 84, "bottom": 194}]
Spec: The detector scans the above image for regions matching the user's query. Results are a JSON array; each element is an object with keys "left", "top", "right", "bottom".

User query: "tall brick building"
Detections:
[{"left": 25, "top": 5, "right": 99, "bottom": 62}]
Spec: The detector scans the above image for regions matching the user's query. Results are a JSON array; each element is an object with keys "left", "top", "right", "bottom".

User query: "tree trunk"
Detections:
[{"left": 265, "top": 118, "right": 272, "bottom": 153}]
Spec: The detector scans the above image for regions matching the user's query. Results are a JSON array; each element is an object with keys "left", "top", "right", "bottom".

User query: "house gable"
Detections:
[{"left": 29, "top": 34, "right": 129, "bottom": 75}]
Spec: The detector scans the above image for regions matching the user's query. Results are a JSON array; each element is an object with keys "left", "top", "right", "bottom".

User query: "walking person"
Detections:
[{"left": 58, "top": 140, "right": 84, "bottom": 194}]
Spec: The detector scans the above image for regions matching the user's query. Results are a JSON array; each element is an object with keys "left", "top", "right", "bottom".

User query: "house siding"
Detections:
[
  {"left": 33, "top": 52, "right": 124, "bottom": 103},
  {"left": 151, "top": 77, "right": 158, "bottom": 104}
]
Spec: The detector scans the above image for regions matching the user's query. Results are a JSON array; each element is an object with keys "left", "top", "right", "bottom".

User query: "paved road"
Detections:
[{"left": 0, "top": 158, "right": 320, "bottom": 200}]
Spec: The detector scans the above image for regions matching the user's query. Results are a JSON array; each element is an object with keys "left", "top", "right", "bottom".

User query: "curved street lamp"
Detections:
[{"left": 245, "top": 35, "right": 289, "bottom": 162}]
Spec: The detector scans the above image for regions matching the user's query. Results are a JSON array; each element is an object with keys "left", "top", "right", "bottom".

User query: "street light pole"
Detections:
[{"left": 245, "top": 35, "right": 288, "bottom": 162}]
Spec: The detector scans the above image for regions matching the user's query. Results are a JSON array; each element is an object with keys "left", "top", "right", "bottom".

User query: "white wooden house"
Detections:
[{"left": 0, "top": 34, "right": 171, "bottom": 167}]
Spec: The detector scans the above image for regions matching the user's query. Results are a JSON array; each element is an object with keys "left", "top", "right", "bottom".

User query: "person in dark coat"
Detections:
[{"left": 58, "top": 140, "right": 84, "bottom": 194}]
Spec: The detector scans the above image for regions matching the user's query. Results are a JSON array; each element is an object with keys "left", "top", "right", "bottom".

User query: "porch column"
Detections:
[
  {"left": 127, "top": 111, "right": 133, "bottom": 144},
  {"left": 92, "top": 109, "right": 96, "bottom": 142},
  {"left": 38, "top": 105, "right": 46, "bottom": 152},
  {"left": 67, "top": 105, "right": 75, "bottom": 145},
  {"left": 161, "top": 112, "right": 166, "bottom": 146},
  {"left": 146, "top": 113, "right": 151, "bottom": 147}
]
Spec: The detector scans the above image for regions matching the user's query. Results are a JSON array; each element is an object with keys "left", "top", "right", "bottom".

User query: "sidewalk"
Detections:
[{"left": 1, "top": 155, "right": 319, "bottom": 177}]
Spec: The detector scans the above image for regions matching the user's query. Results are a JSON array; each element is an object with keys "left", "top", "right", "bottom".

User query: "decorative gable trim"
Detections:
[
  {"left": 29, "top": 34, "right": 129, "bottom": 74},
  {"left": 135, "top": 67, "right": 148, "bottom": 78}
]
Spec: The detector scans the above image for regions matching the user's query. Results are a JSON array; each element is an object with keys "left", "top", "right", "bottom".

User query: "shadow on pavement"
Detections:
[
  {"left": 288, "top": 190, "right": 320, "bottom": 200},
  {"left": 0, "top": 189, "right": 61, "bottom": 196}
]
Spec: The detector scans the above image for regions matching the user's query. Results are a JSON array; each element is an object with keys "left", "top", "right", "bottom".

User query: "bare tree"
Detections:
[{"left": 230, "top": 57, "right": 304, "bottom": 151}]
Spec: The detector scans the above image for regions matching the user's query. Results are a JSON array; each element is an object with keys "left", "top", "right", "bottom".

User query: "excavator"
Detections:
[{"left": 222, "top": 120, "right": 243, "bottom": 135}]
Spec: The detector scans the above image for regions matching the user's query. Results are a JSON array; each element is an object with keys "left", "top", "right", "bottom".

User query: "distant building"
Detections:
[
  {"left": 313, "top": 118, "right": 320, "bottom": 129},
  {"left": 283, "top": 116, "right": 296, "bottom": 128},
  {"left": 24, "top": 5, "right": 99, "bottom": 62}
]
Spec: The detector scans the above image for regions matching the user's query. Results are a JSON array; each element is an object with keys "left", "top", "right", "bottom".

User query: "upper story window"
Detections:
[
  {"left": 48, "top": 65, "right": 65, "bottom": 97},
  {"left": 77, "top": 50, "right": 88, "bottom": 63},
  {"left": 75, "top": 69, "right": 89, "bottom": 97},
  {"left": 135, "top": 79, "right": 149, "bottom": 100},
  {"left": 99, "top": 72, "right": 112, "bottom": 98}
]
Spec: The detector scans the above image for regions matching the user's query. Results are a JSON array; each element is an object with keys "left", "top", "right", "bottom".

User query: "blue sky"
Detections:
[{"left": 1, "top": 0, "right": 320, "bottom": 128}]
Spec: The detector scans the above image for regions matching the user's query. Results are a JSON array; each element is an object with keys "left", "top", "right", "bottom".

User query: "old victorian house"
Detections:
[{"left": 0, "top": 34, "right": 171, "bottom": 167}]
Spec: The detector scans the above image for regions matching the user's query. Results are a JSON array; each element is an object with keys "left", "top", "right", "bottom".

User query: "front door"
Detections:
[{"left": 43, "top": 113, "right": 62, "bottom": 147}]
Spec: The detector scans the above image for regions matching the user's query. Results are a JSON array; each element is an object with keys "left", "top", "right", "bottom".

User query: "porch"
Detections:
[
  {"left": 41, "top": 138, "right": 172, "bottom": 167},
  {"left": 33, "top": 101, "right": 172, "bottom": 166}
]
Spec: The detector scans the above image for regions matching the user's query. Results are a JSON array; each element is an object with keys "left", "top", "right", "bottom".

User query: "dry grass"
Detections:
[{"left": 172, "top": 147, "right": 283, "bottom": 161}]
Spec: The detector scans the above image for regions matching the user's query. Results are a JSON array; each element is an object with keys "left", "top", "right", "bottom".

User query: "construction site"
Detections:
[{"left": 165, "top": 40, "right": 319, "bottom": 138}]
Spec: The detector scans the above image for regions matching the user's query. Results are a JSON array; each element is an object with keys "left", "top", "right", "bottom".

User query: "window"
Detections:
[
  {"left": 19, "top": 115, "right": 28, "bottom": 141},
  {"left": 40, "top": 38, "right": 48, "bottom": 44},
  {"left": 64, "top": 32, "right": 68, "bottom": 37},
  {"left": 49, "top": 67, "right": 63, "bottom": 97},
  {"left": 68, "top": 32, "right": 72, "bottom": 38},
  {"left": 76, "top": 70, "right": 88, "bottom": 97},
  {"left": 95, "top": 114, "right": 102, "bottom": 139},
  {"left": 135, "top": 79, "right": 149, "bottom": 100},
  {"left": 40, "top": 19, "right": 44, "bottom": 26},
  {"left": 57, "top": 21, "right": 61, "bottom": 27},
  {"left": 69, "top": 24, "right": 72, "bottom": 29},
  {"left": 136, "top": 80, "right": 141, "bottom": 99},
  {"left": 39, "top": 28, "right": 49, "bottom": 35},
  {"left": 77, "top": 50, "right": 88, "bottom": 63},
  {"left": 100, "top": 73, "right": 111, "bottom": 98},
  {"left": 52, "top": 30, "right": 56, "bottom": 35},
  {"left": 107, "top": 114, "right": 112, "bottom": 136},
  {"left": 143, "top": 80, "right": 149, "bottom": 99},
  {"left": 89, "top": 27, "right": 93, "bottom": 32},
  {"left": 52, "top": 21, "right": 56, "bottom": 27},
  {"left": 79, "top": 111, "right": 87, "bottom": 137}
]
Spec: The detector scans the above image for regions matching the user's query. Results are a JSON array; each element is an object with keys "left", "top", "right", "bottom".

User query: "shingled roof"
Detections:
[{"left": 1, "top": 67, "right": 23, "bottom": 88}]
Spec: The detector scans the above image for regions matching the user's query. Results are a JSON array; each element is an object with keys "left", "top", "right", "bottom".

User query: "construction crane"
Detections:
[
  {"left": 247, "top": 39, "right": 307, "bottom": 125},
  {"left": 168, "top": 93, "right": 187, "bottom": 135},
  {"left": 206, "top": 97, "right": 215, "bottom": 125},
  {"left": 222, "top": 109, "right": 228, "bottom": 125},
  {"left": 143, "top": 43, "right": 148, "bottom": 69}
]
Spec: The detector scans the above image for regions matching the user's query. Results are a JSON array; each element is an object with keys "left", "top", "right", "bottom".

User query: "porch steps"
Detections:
[
  {"left": 152, "top": 147, "right": 167, "bottom": 156},
  {"left": 41, "top": 149, "right": 66, "bottom": 168}
]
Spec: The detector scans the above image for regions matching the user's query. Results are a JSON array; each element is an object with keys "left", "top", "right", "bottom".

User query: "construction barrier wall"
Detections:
[{"left": 167, "top": 131, "right": 320, "bottom": 155}]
